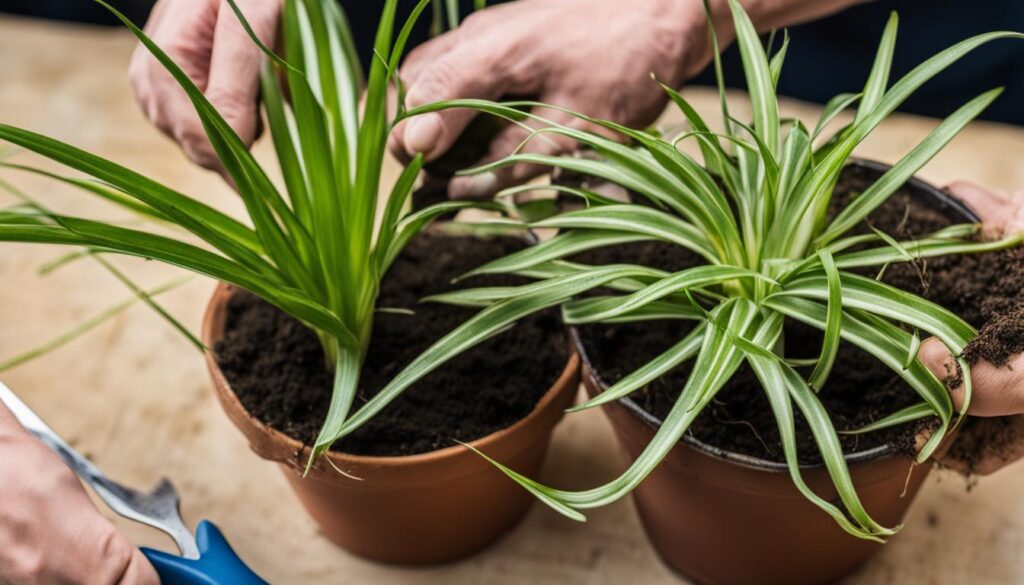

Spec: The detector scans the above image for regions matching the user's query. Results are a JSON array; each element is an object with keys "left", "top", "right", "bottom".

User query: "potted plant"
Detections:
[
  {"left": 362, "top": 3, "right": 1023, "bottom": 583},
  {"left": 0, "top": 0, "right": 579, "bottom": 564}
]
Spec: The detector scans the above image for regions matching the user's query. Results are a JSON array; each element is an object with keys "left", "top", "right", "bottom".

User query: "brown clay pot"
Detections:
[
  {"left": 578, "top": 356, "right": 932, "bottom": 585},
  {"left": 204, "top": 283, "right": 580, "bottom": 565},
  {"left": 571, "top": 160, "right": 976, "bottom": 585}
]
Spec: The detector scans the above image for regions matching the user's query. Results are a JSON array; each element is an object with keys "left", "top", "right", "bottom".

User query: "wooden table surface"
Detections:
[{"left": 3, "top": 15, "right": 1024, "bottom": 585}]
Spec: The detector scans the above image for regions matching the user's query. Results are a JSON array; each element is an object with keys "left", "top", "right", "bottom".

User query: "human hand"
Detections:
[
  {"left": 918, "top": 181, "right": 1024, "bottom": 474},
  {"left": 945, "top": 180, "right": 1024, "bottom": 237},
  {"left": 129, "top": 0, "right": 280, "bottom": 172},
  {"left": 389, "top": 0, "right": 708, "bottom": 199},
  {"left": 0, "top": 402, "right": 159, "bottom": 584}
]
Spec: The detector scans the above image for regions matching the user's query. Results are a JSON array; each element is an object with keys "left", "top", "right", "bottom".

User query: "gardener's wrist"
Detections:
[
  {"left": 642, "top": 0, "right": 712, "bottom": 85},
  {"left": 679, "top": 0, "right": 867, "bottom": 84}
]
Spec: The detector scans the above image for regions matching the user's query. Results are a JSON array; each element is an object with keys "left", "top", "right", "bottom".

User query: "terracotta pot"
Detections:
[
  {"left": 204, "top": 283, "right": 580, "bottom": 565},
  {"left": 572, "top": 160, "right": 977, "bottom": 585}
]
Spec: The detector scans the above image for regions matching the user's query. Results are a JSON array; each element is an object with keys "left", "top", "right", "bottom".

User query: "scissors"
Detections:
[{"left": 0, "top": 380, "right": 267, "bottom": 585}]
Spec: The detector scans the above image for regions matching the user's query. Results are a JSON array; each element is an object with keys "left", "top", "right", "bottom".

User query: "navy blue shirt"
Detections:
[
  {"left": 700, "top": 0, "right": 1024, "bottom": 124},
  {"left": 343, "top": 0, "right": 1024, "bottom": 125}
]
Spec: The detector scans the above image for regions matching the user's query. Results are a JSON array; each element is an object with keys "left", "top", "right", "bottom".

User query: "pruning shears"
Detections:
[{"left": 0, "top": 380, "right": 267, "bottom": 585}]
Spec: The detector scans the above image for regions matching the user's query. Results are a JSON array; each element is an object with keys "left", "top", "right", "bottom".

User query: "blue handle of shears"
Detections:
[{"left": 141, "top": 520, "right": 268, "bottom": 585}]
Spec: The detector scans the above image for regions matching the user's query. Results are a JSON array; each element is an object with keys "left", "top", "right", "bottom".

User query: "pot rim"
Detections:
[
  {"left": 204, "top": 288, "right": 579, "bottom": 474},
  {"left": 570, "top": 157, "right": 977, "bottom": 473}
]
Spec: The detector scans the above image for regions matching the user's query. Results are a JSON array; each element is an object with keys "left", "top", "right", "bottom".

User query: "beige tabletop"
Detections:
[{"left": 2, "top": 15, "right": 1024, "bottom": 585}]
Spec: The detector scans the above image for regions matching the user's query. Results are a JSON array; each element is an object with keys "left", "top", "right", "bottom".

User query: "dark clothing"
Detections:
[
  {"left": 0, "top": 0, "right": 153, "bottom": 26},
  {"left": 5, "top": 0, "right": 1022, "bottom": 124},
  {"left": 342, "top": 0, "right": 1024, "bottom": 125},
  {"left": 696, "top": 0, "right": 1024, "bottom": 125}
]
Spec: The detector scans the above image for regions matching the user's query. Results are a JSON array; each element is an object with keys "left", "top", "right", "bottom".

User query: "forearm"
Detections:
[
  {"left": 674, "top": 0, "right": 868, "bottom": 80},
  {"left": 731, "top": 0, "right": 867, "bottom": 32}
]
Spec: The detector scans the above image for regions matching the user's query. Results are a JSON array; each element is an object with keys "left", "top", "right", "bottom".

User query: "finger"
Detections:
[
  {"left": 399, "top": 30, "right": 460, "bottom": 87},
  {"left": 946, "top": 180, "right": 1024, "bottom": 236},
  {"left": 448, "top": 104, "right": 618, "bottom": 199},
  {"left": 919, "top": 337, "right": 1024, "bottom": 417},
  {"left": 948, "top": 180, "right": 1008, "bottom": 221},
  {"left": 396, "top": 40, "right": 531, "bottom": 161},
  {"left": 205, "top": 0, "right": 280, "bottom": 148},
  {"left": 447, "top": 107, "right": 573, "bottom": 199},
  {"left": 387, "top": 33, "right": 460, "bottom": 162},
  {"left": 129, "top": 0, "right": 220, "bottom": 167},
  {"left": 123, "top": 549, "right": 162, "bottom": 585}
]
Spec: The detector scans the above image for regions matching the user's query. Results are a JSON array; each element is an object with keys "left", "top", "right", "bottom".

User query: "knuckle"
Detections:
[
  {"left": 16, "top": 552, "right": 47, "bottom": 582},
  {"left": 127, "top": 50, "right": 149, "bottom": 84},
  {"left": 184, "top": 143, "right": 221, "bottom": 170},
  {"left": 459, "top": 10, "right": 489, "bottom": 31},
  {"left": 409, "top": 58, "right": 464, "bottom": 104},
  {"left": 202, "top": 91, "right": 257, "bottom": 143},
  {"left": 204, "top": 87, "right": 253, "bottom": 118},
  {"left": 174, "top": 123, "right": 219, "bottom": 168}
]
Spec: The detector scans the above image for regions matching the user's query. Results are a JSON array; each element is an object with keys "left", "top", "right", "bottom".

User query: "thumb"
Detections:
[
  {"left": 918, "top": 337, "right": 962, "bottom": 408},
  {"left": 946, "top": 180, "right": 1024, "bottom": 236},
  {"left": 395, "top": 42, "right": 517, "bottom": 162},
  {"left": 123, "top": 549, "right": 161, "bottom": 585},
  {"left": 919, "top": 337, "right": 1024, "bottom": 417}
]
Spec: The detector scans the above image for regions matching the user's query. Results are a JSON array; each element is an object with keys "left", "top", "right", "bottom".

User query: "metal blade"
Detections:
[{"left": 0, "top": 380, "right": 200, "bottom": 559}]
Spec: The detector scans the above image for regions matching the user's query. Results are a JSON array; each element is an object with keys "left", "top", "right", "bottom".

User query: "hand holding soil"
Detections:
[
  {"left": 919, "top": 181, "right": 1024, "bottom": 475},
  {"left": 0, "top": 402, "right": 160, "bottom": 585}
]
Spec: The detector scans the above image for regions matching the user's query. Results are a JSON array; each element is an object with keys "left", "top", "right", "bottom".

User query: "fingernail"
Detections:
[
  {"left": 449, "top": 172, "right": 499, "bottom": 199},
  {"left": 404, "top": 114, "right": 443, "bottom": 158}
]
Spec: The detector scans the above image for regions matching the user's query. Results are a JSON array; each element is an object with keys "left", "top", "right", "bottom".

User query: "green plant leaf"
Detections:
[
  {"left": 458, "top": 230, "right": 653, "bottom": 280},
  {"left": 555, "top": 265, "right": 775, "bottom": 324},
  {"left": 334, "top": 265, "right": 672, "bottom": 443},
  {"left": 856, "top": 12, "right": 898, "bottom": 124},
  {"left": 531, "top": 205, "right": 719, "bottom": 263},
  {"left": 808, "top": 249, "right": 841, "bottom": 390},
  {"left": 743, "top": 314, "right": 884, "bottom": 540},
  {"left": 818, "top": 88, "right": 1005, "bottom": 245},
  {"left": 728, "top": 0, "right": 780, "bottom": 155},
  {"left": 570, "top": 323, "right": 707, "bottom": 412},
  {"left": 563, "top": 297, "right": 704, "bottom": 324},
  {"left": 772, "top": 271, "right": 975, "bottom": 352},
  {"left": 841, "top": 402, "right": 934, "bottom": 435},
  {"left": 476, "top": 299, "right": 760, "bottom": 514},
  {"left": 765, "top": 296, "right": 952, "bottom": 461}
]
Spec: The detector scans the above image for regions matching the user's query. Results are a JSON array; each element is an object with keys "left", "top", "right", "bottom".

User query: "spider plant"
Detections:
[
  {"left": 317, "top": 3, "right": 1023, "bottom": 538},
  {"left": 0, "top": 0, "right": 504, "bottom": 460}
]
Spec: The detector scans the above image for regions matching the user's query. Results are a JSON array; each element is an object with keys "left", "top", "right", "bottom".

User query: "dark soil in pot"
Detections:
[
  {"left": 572, "top": 162, "right": 1024, "bottom": 466},
  {"left": 214, "top": 230, "right": 569, "bottom": 456}
]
